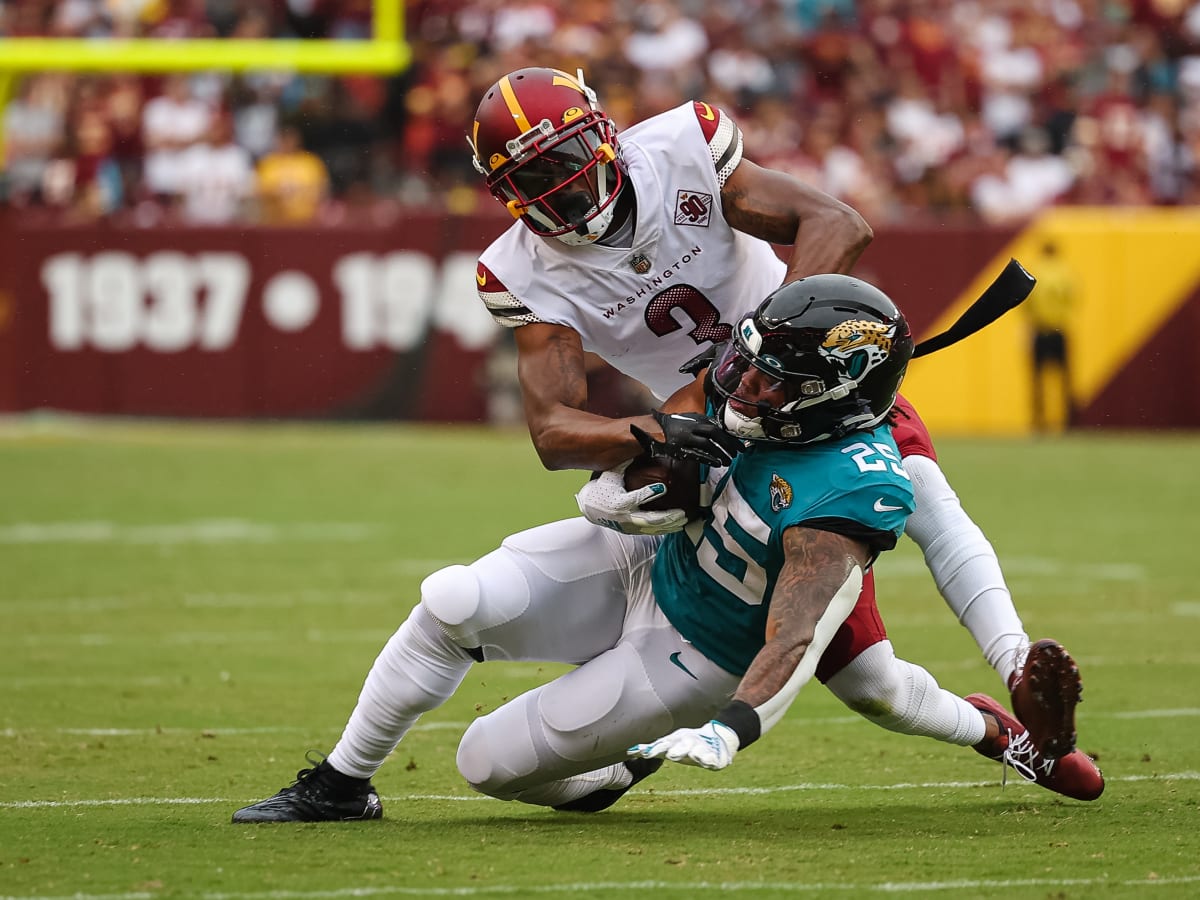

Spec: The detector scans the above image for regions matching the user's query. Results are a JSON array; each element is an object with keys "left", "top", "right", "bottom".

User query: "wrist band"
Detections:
[{"left": 715, "top": 699, "right": 762, "bottom": 748}]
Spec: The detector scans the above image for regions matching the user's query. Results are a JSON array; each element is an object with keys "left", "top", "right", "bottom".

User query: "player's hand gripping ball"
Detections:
[{"left": 623, "top": 453, "right": 704, "bottom": 522}]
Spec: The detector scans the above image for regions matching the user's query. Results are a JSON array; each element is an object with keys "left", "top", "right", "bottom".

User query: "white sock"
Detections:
[
  {"left": 328, "top": 606, "right": 473, "bottom": 779},
  {"left": 825, "top": 641, "right": 987, "bottom": 747}
]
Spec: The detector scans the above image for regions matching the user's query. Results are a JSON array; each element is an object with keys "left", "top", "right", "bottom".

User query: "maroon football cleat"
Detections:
[
  {"left": 967, "top": 693, "right": 1104, "bottom": 801},
  {"left": 1009, "top": 638, "right": 1083, "bottom": 759}
]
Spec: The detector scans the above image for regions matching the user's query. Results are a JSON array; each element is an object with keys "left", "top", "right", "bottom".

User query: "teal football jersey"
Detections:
[{"left": 652, "top": 425, "right": 914, "bottom": 676}]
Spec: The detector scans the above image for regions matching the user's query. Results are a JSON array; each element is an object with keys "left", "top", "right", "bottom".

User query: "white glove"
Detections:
[
  {"left": 628, "top": 720, "right": 740, "bottom": 770},
  {"left": 575, "top": 468, "right": 688, "bottom": 535}
]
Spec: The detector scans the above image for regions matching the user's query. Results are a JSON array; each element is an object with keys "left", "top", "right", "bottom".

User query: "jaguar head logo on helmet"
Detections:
[
  {"left": 707, "top": 274, "right": 915, "bottom": 444},
  {"left": 468, "top": 67, "right": 627, "bottom": 246}
]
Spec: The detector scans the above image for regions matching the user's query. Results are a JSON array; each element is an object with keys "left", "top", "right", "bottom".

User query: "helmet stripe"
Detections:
[{"left": 497, "top": 75, "right": 533, "bottom": 134}]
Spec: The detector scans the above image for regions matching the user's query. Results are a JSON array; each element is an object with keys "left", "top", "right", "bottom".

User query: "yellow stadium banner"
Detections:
[{"left": 901, "top": 207, "right": 1200, "bottom": 436}]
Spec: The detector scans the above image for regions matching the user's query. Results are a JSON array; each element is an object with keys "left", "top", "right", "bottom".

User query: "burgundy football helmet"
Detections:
[{"left": 468, "top": 67, "right": 625, "bottom": 245}]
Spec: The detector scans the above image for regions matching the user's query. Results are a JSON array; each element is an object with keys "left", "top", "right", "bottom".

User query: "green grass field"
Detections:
[{"left": 1, "top": 418, "right": 1198, "bottom": 900}]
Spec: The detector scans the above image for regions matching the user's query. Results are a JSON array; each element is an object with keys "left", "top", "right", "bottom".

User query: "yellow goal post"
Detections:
[{"left": 0, "top": 0, "right": 409, "bottom": 157}]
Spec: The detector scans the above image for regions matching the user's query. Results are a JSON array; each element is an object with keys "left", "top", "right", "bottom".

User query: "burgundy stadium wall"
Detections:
[{"left": 0, "top": 211, "right": 1196, "bottom": 431}]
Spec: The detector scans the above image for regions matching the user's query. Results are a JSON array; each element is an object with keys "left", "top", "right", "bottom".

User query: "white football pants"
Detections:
[
  {"left": 327, "top": 516, "right": 988, "bottom": 807},
  {"left": 328, "top": 518, "right": 740, "bottom": 804}
]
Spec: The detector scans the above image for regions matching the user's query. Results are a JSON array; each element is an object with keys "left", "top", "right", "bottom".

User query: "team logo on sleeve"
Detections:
[
  {"left": 769, "top": 473, "right": 793, "bottom": 512},
  {"left": 675, "top": 190, "right": 713, "bottom": 227}
]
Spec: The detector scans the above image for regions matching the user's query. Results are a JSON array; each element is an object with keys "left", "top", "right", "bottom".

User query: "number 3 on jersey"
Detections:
[{"left": 644, "top": 284, "right": 732, "bottom": 345}]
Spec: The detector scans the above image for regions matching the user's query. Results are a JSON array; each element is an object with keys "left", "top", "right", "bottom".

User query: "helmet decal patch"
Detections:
[
  {"left": 769, "top": 474, "right": 793, "bottom": 512},
  {"left": 739, "top": 319, "right": 763, "bottom": 353},
  {"left": 820, "top": 320, "right": 896, "bottom": 380}
]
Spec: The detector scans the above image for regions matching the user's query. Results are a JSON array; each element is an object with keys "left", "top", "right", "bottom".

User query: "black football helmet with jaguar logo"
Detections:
[{"left": 707, "top": 274, "right": 914, "bottom": 444}]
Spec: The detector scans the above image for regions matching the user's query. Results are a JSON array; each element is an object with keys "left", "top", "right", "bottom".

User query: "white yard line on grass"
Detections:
[
  {"left": 2, "top": 707, "right": 1196, "bottom": 739},
  {"left": 204, "top": 876, "right": 1200, "bottom": 897},
  {"left": 0, "top": 520, "right": 376, "bottom": 544},
  {"left": 4, "top": 771, "right": 1198, "bottom": 810},
  {"left": 6, "top": 629, "right": 396, "bottom": 647},
  {"left": 0, "top": 590, "right": 410, "bottom": 614},
  {"left": 3, "top": 875, "right": 1200, "bottom": 900},
  {"left": 1111, "top": 707, "right": 1200, "bottom": 718},
  {"left": 11, "top": 621, "right": 1200, "bottom": 663}
]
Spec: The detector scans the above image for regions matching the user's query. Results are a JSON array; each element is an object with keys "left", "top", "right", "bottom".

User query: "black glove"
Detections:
[{"left": 630, "top": 409, "right": 743, "bottom": 467}]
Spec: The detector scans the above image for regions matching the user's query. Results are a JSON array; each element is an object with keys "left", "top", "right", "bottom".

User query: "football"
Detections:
[{"left": 623, "top": 453, "right": 704, "bottom": 521}]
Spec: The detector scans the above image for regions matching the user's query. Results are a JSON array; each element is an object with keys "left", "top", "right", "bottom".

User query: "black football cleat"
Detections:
[
  {"left": 553, "top": 758, "right": 664, "bottom": 813},
  {"left": 232, "top": 754, "right": 383, "bottom": 823}
]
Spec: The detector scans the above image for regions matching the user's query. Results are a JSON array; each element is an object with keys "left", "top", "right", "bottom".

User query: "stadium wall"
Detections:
[{"left": 1, "top": 208, "right": 1197, "bottom": 433}]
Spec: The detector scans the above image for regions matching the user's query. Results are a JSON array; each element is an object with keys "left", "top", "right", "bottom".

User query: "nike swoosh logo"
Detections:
[
  {"left": 669, "top": 651, "right": 698, "bottom": 680},
  {"left": 476, "top": 270, "right": 487, "bottom": 287},
  {"left": 697, "top": 101, "right": 715, "bottom": 121},
  {"left": 874, "top": 499, "right": 903, "bottom": 512}
]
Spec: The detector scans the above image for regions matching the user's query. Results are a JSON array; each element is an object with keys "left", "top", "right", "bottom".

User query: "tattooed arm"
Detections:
[
  {"left": 628, "top": 524, "right": 872, "bottom": 768},
  {"left": 721, "top": 158, "right": 872, "bottom": 282},
  {"left": 713, "top": 525, "right": 871, "bottom": 748},
  {"left": 514, "top": 323, "right": 659, "bottom": 471}
]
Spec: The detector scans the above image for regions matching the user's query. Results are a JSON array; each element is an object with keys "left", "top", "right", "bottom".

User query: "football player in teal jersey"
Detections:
[
  {"left": 234, "top": 275, "right": 1100, "bottom": 823},
  {"left": 630, "top": 275, "right": 917, "bottom": 767},
  {"left": 458, "top": 275, "right": 922, "bottom": 800},
  {"left": 627, "top": 280, "right": 1097, "bottom": 791}
]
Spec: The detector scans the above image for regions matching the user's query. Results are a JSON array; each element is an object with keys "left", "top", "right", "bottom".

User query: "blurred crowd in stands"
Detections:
[{"left": 3, "top": 0, "right": 1200, "bottom": 227}]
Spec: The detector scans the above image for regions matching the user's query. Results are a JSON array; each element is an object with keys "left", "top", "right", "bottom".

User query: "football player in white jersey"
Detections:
[
  {"left": 231, "top": 69, "right": 1102, "bottom": 823},
  {"left": 469, "top": 70, "right": 1099, "bottom": 778},
  {"left": 233, "top": 279, "right": 1096, "bottom": 823}
]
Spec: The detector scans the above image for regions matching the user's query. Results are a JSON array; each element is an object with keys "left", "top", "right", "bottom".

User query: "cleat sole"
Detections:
[{"left": 1012, "top": 639, "right": 1082, "bottom": 759}]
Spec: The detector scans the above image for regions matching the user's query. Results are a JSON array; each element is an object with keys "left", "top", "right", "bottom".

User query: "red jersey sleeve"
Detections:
[{"left": 890, "top": 394, "right": 938, "bottom": 461}]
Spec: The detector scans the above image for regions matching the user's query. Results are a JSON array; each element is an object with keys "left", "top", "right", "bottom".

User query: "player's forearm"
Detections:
[
  {"left": 714, "top": 532, "right": 866, "bottom": 749},
  {"left": 725, "top": 586, "right": 841, "bottom": 724},
  {"left": 781, "top": 204, "right": 873, "bottom": 281},
  {"left": 526, "top": 406, "right": 658, "bottom": 471},
  {"left": 723, "top": 639, "right": 808, "bottom": 744},
  {"left": 722, "top": 160, "right": 872, "bottom": 279},
  {"left": 516, "top": 322, "right": 664, "bottom": 470}
]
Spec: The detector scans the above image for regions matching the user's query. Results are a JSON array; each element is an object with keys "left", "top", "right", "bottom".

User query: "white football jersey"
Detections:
[{"left": 477, "top": 101, "right": 786, "bottom": 401}]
